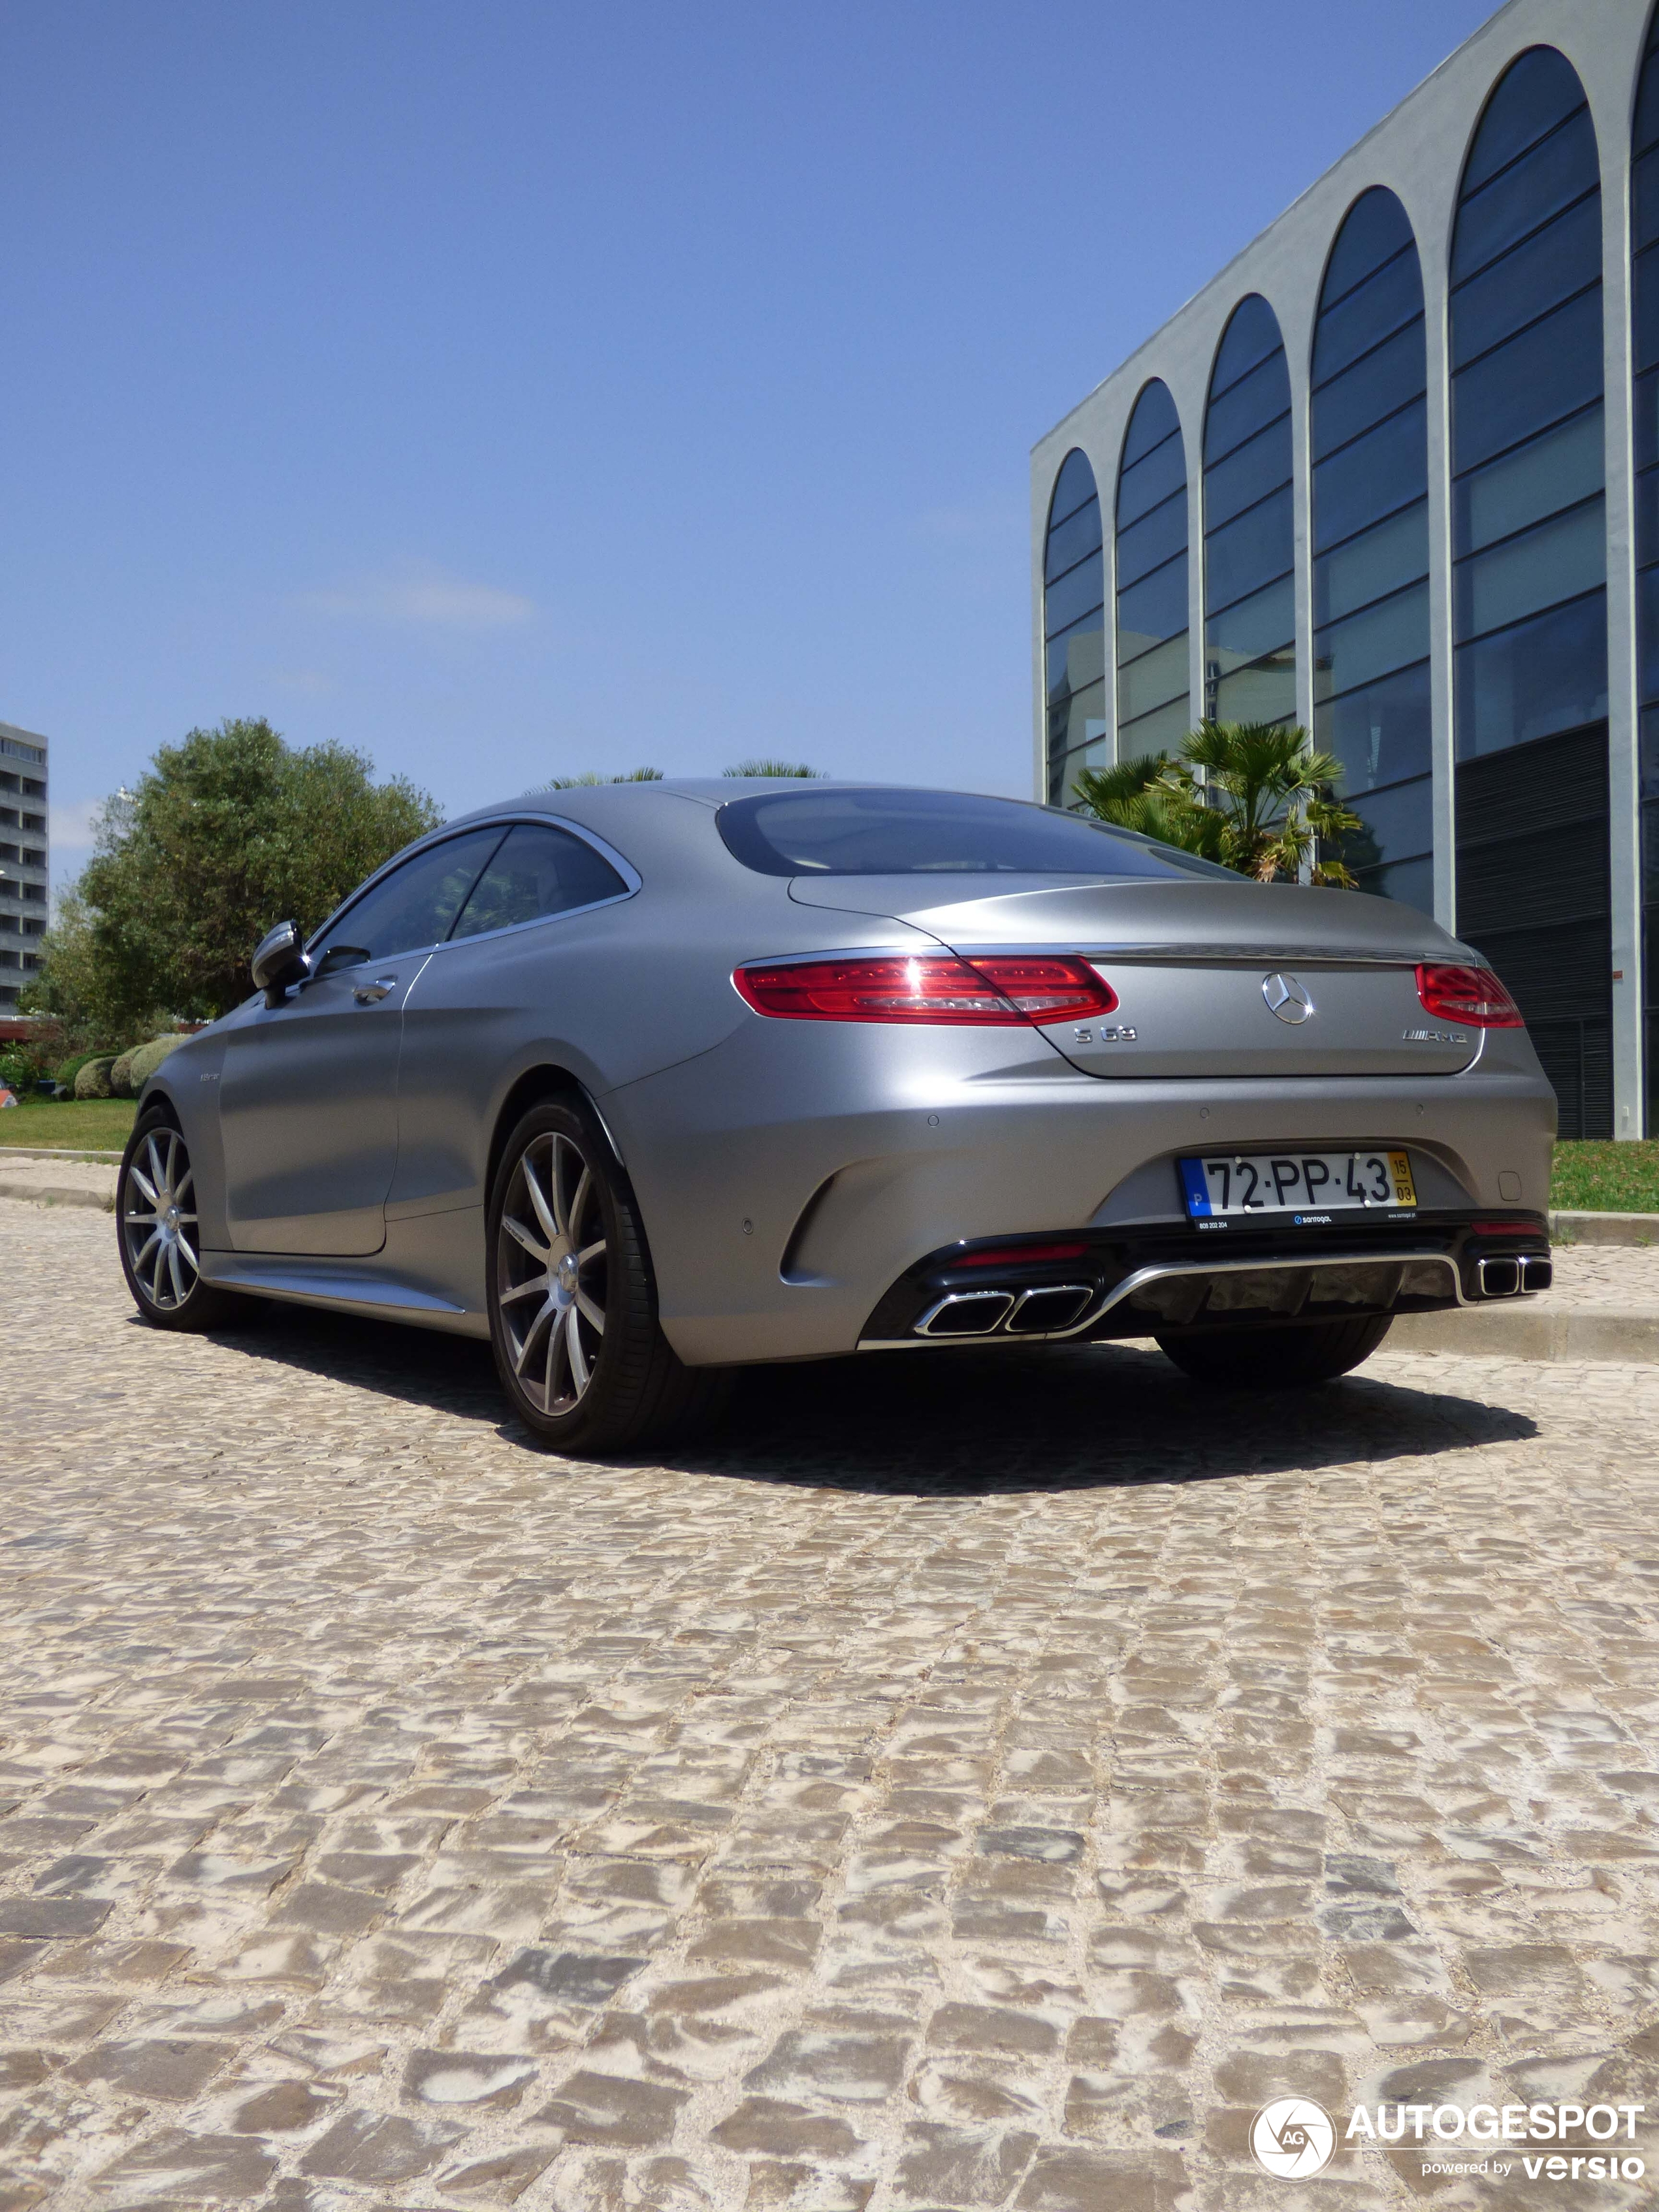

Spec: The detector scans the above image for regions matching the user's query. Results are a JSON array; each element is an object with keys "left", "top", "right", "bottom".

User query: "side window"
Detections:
[
  {"left": 449, "top": 824, "right": 628, "bottom": 940},
  {"left": 318, "top": 827, "right": 506, "bottom": 963}
]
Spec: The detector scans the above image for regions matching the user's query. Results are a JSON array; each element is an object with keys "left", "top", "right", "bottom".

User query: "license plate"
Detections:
[{"left": 1179, "top": 1149, "right": 1418, "bottom": 1219}]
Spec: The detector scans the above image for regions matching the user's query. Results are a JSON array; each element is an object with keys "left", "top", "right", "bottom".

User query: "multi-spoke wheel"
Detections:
[
  {"left": 496, "top": 1129, "right": 610, "bottom": 1417},
  {"left": 486, "top": 1098, "right": 732, "bottom": 1452},
  {"left": 116, "top": 1108, "right": 251, "bottom": 1332}
]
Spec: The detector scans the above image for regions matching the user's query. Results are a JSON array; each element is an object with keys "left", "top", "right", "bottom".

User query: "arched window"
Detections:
[
  {"left": 1203, "top": 296, "right": 1295, "bottom": 728},
  {"left": 1042, "top": 449, "right": 1104, "bottom": 805},
  {"left": 1634, "top": 12, "right": 1659, "bottom": 1131},
  {"left": 1114, "top": 381, "right": 1189, "bottom": 763},
  {"left": 1311, "top": 189, "right": 1431, "bottom": 912},
  {"left": 1451, "top": 45, "right": 1609, "bottom": 1137}
]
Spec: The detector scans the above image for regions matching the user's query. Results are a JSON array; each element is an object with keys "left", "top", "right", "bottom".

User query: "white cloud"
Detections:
[{"left": 300, "top": 559, "right": 537, "bottom": 632}]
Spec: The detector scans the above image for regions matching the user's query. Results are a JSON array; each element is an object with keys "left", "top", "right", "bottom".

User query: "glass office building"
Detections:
[
  {"left": 0, "top": 722, "right": 48, "bottom": 1014},
  {"left": 1032, "top": 0, "right": 1659, "bottom": 1140}
]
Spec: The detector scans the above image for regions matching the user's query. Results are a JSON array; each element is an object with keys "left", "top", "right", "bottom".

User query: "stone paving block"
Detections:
[
  {"left": 12, "top": 1200, "right": 1659, "bottom": 2208},
  {"left": 538, "top": 2068, "right": 692, "bottom": 2146}
]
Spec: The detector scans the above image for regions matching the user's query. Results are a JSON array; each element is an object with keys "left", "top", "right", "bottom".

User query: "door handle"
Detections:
[{"left": 353, "top": 977, "right": 396, "bottom": 1004}]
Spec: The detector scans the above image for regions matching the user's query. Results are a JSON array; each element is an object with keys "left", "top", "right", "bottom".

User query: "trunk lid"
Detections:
[{"left": 787, "top": 874, "right": 1481, "bottom": 1078}]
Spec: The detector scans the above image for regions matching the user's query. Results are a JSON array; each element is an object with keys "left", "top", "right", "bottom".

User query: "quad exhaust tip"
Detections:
[
  {"left": 1477, "top": 1253, "right": 1551, "bottom": 1298},
  {"left": 916, "top": 1285, "right": 1095, "bottom": 1339}
]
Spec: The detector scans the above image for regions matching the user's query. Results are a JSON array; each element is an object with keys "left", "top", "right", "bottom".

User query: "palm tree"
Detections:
[{"left": 1073, "top": 722, "right": 1361, "bottom": 887}]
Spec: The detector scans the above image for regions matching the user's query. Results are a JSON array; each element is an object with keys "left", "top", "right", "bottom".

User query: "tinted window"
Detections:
[
  {"left": 1043, "top": 496, "right": 1102, "bottom": 583},
  {"left": 1313, "top": 402, "right": 1428, "bottom": 546},
  {"left": 1452, "top": 47, "right": 1604, "bottom": 764},
  {"left": 1461, "top": 44, "right": 1586, "bottom": 193},
  {"left": 1311, "top": 323, "right": 1426, "bottom": 460},
  {"left": 1048, "top": 448, "right": 1097, "bottom": 528},
  {"left": 1115, "top": 431, "right": 1185, "bottom": 528},
  {"left": 1311, "top": 250, "right": 1423, "bottom": 385},
  {"left": 1205, "top": 484, "right": 1294, "bottom": 613},
  {"left": 320, "top": 827, "right": 505, "bottom": 962},
  {"left": 1321, "top": 187, "right": 1416, "bottom": 310},
  {"left": 1117, "top": 554, "right": 1188, "bottom": 650},
  {"left": 451, "top": 824, "right": 628, "bottom": 939},
  {"left": 1315, "top": 659, "right": 1432, "bottom": 793},
  {"left": 1042, "top": 449, "right": 1106, "bottom": 807},
  {"left": 1202, "top": 349, "right": 1291, "bottom": 466},
  {"left": 717, "top": 788, "right": 1237, "bottom": 880},
  {"left": 1042, "top": 549, "right": 1105, "bottom": 637},
  {"left": 1116, "top": 493, "right": 1187, "bottom": 586}
]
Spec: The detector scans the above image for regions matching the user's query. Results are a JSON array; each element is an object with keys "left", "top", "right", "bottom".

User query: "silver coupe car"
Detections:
[{"left": 116, "top": 780, "right": 1556, "bottom": 1450}]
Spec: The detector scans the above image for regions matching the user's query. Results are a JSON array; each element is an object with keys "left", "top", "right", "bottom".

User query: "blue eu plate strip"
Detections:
[{"left": 1179, "top": 1158, "right": 1211, "bottom": 1217}]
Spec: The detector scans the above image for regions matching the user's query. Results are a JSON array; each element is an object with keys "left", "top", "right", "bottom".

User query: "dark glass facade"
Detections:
[
  {"left": 1312, "top": 188, "right": 1432, "bottom": 912},
  {"left": 1203, "top": 296, "right": 1295, "bottom": 726},
  {"left": 1635, "top": 12, "right": 1659, "bottom": 1131},
  {"left": 1043, "top": 449, "right": 1104, "bottom": 805},
  {"left": 1114, "top": 380, "right": 1190, "bottom": 761},
  {"left": 1451, "top": 46, "right": 1610, "bottom": 1136},
  {"left": 1037, "top": 16, "right": 1659, "bottom": 1136},
  {"left": 1451, "top": 48, "right": 1606, "bottom": 760}
]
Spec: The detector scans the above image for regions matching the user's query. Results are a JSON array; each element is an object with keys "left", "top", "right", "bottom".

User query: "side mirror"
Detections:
[{"left": 251, "top": 920, "right": 312, "bottom": 1008}]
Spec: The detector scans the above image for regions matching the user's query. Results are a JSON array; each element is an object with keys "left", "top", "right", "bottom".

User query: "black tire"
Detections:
[
  {"left": 486, "top": 1098, "right": 731, "bottom": 1453},
  {"left": 1155, "top": 1311, "right": 1393, "bottom": 1388},
  {"left": 117, "top": 1106, "right": 255, "bottom": 1333}
]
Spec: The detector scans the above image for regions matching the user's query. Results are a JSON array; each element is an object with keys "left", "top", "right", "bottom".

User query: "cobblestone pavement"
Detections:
[{"left": 5, "top": 1196, "right": 1659, "bottom": 2211}]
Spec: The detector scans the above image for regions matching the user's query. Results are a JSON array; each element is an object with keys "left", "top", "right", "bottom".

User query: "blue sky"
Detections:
[{"left": 5, "top": 0, "right": 1494, "bottom": 884}]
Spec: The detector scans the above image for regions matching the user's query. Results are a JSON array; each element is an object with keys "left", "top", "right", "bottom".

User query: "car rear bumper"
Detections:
[
  {"left": 605, "top": 1022, "right": 1557, "bottom": 1366},
  {"left": 857, "top": 1212, "right": 1551, "bottom": 1349}
]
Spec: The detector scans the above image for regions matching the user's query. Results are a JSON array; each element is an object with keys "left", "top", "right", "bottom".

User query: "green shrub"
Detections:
[
  {"left": 74, "top": 1055, "right": 118, "bottom": 1100},
  {"left": 128, "top": 1035, "right": 184, "bottom": 1089},
  {"left": 109, "top": 1050, "right": 138, "bottom": 1097},
  {"left": 54, "top": 1050, "right": 104, "bottom": 1090}
]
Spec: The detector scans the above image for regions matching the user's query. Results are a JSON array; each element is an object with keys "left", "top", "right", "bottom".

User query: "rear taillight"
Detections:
[
  {"left": 733, "top": 955, "right": 1117, "bottom": 1026},
  {"left": 1416, "top": 963, "right": 1523, "bottom": 1028}
]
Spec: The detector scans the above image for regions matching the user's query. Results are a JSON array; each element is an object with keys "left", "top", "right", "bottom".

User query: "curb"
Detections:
[
  {"left": 0, "top": 1144, "right": 125, "bottom": 1163},
  {"left": 0, "top": 1178, "right": 114, "bottom": 1213},
  {"left": 1551, "top": 1209, "right": 1659, "bottom": 1246},
  {"left": 1391, "top": 1305, "right": 1659, "bottom": 1363}
]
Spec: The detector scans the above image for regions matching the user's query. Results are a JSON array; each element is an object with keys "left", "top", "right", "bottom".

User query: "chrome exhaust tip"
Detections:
[
  {"left": 1477, "top": 1256, "right": 1522, "bottom": 1298},
  {"left": 916, "top": 1290, "right": 1016, "bottom": 1338},
  {"left": 1518, "top": 1253, "right": 1553, "bottom": 1293},
  {"left": 1008, "top": 1284, "right": 1095, "bottom": 1334}
]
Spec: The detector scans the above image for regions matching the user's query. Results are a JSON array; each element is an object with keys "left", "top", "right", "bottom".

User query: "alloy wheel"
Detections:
[
  {"left": 496, "top": 1131, "right": 608, "bottom": 1415},
  {"left": 121, "top": 1125, "right": 201, "bottom": 1313}
]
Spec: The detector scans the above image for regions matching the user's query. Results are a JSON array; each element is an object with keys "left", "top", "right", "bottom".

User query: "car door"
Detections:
[
  {"left": 217, "top": 825, "right": 506, "bottom": 1255},
  {"left": 389, "top": 820, "right": 636, "bottom": 1219}
]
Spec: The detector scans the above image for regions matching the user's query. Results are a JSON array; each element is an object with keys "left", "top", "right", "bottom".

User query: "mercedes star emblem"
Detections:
[{"left": 1263, "top": 972, "right": 1314, "bottom": 1025}]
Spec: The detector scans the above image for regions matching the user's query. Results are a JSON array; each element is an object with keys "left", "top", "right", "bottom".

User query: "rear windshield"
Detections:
[{"left": 717, "top": 786, "right": 1239, "bottom": 880}]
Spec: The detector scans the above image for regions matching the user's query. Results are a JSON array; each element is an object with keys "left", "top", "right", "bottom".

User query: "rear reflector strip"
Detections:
[
  {"left": 733, "top": 955, "right": 1117, "bottom": 1025},
  {"left": 950, "top": 1242, "right": 1090, "bottom": 1268}
]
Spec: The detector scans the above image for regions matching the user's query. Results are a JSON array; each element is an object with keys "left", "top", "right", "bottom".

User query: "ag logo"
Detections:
[{"left": 1250, "top": 2098, "right": 1336, "bottom": 2179}]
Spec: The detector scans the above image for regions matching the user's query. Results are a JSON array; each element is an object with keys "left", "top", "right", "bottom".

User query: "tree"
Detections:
[
  {"left": 543, "top": 767, "right": 665, "bottom": 787},
  {"left": 1072, "top": 722, "right": 1361, "bottom": 886},
  {"left": 24, "top": 718, "right": 440, "bottom": 1040},
  {"left": 722, "top": 760, "right": 821, "bottom": 778}
]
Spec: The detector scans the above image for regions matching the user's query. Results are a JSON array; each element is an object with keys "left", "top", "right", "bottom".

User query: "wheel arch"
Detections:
[
  {"left": 135, "top": 1080, "right": 183, "bottom": 1129},
  {"left": 486, "top": 1063, "right": 625, "bottom": 1212}
]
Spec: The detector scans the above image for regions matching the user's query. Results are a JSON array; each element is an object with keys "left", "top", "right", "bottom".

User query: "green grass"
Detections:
[
  {"left": 0, "top": 1095, "right": 137, "bottom": 1152},
  {"left": 1551, "top": 1140, "right": 1659, "bottom": 1214}
]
